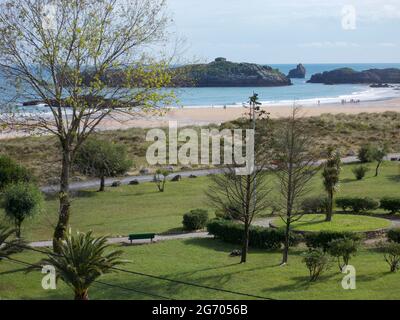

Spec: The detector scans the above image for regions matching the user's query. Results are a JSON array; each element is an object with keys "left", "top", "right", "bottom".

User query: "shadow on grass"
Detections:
[{"left": 388, "top": 174, "right": 400, "bottom": 183}]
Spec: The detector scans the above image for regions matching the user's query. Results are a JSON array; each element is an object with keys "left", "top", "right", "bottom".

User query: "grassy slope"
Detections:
[
  {"left": 1, "top": 238, "right": 400, "bottom": 300},
  {"left": 0, "top": 162, "right": 398, "bottom": 242},
  {"left": 1, "top": 112, "right": 399, "bottom": 185},
  {"left": 274, "top": 214, "right": 390, "bottom": 232}
]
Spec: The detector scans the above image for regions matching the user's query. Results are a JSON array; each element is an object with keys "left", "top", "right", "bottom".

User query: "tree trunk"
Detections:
[
  {"left": 241, "top": 222, "right": 250, "bottom": 263},
  {"left": 281, "top": 220, "right": 290, "bottom": 265},
  {"left": 53, "top": 150, "right": 71, "bottom": 253},
  {"left": 325, "top": 190, "right": 333, "bottom": 222},
  {"left": 15, "top": 219, "right": 22, "bottom": 238},
  {"left": 99, "top": 176, "right": 105, "bottom": 192},
  {"left": 75, "top": 289, "right": 89, "bottom": 300},
  {"left": 375, "top": 161, "right": 381, "bottom": 177}
]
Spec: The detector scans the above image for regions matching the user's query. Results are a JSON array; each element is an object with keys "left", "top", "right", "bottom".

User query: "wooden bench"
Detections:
[{"left": 128, "top": 233, "right": 156, "bottom": 244}]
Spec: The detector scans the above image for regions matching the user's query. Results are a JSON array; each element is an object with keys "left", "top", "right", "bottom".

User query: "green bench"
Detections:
[{"left": 128, "top": 233, "right": 156, "bottom": 244}]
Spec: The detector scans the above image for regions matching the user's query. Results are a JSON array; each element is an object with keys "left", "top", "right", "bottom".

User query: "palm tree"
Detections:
[
  {"left": 322, "top": 149, "right": 341, "bottom": 222},
  {"left": 0, "top": 224, "right": 24, "bottom": 260},
  {"left": 40, "top": 232, "right": 124, "bottom": 300}
]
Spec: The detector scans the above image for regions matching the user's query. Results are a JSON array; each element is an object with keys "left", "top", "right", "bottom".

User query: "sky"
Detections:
[{"left": 167, "top": 0, "right": 400, "bottom": 64}]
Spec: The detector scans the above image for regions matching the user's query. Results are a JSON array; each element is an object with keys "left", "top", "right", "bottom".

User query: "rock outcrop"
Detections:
[
  {"left": 288, "top": 64, "right": 306, "bottom": 78},
  {"left": 172, "top": 58, "right": 292, "bottom": 87},
  {"left": 308, "top": 68, "right": 400, "bottom": 84}
]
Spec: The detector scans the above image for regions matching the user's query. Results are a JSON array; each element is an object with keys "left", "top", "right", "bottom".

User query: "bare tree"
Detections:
[
  {"left": 273, "top": 107, "right": 320, "bottom": 265},
  {"left": 0, "top": 0, "right": 175, "bottom": 252},
  {"left": 207, "top": 94, "right": 272, "bottom": 263}
]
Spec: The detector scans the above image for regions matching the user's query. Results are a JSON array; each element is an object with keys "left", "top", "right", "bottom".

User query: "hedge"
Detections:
[
  {"left": 304, "top": 231, "right": 363, "bottom": 251},
  {"left": 206, "top": 219, "right": 302, "bottom": 250},
  {"left": 335, "top": 197, "right": 380, "bottom": 213},
  {"left": 388, "top": 229, "right": 400, "bottom": 243},
  {"left": 380, "top": 198, "right": 400, "bottom": 214}
]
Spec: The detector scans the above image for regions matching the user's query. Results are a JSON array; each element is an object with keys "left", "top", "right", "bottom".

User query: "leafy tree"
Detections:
[
  {"left": 357, "top": 144, "right": 375, "bottom": 163},
  {"left": 372, "top": 145, "right": 388, "bottom": 177},
  {"left": 3, "top": 182, "right": 43, "bottom": 238},
  {"left": 74, "top": 139, "right": 132, "bottom": 192},
  {"left": 0, "top": 155, "right": 32, "bottom": 191},
  {"left": 328, "top": 238, "right": 359, "bottom": 271},
  {"left": 35, "top": 232, "right": 124, "bottom": 300},
  {"left": 0, "top": 224, "right": 25, "bottom": 260},
  {"left": 273, "top": 107, "right": 320, "bottom": 265},
  {"left": 379, "top": 242, "right": 400, "bottom": 272},
  {"left": 303, "top": 249, "right": 331, "bottom": 282},
  {"left": 0, "top": 0, "right": 175, "bottom": 252},
  {"left": 322, "top": 148, "right": 341, "bottom": 222},
  {"left": 154, "top": 169, "right": 170, "bottom": 192}
]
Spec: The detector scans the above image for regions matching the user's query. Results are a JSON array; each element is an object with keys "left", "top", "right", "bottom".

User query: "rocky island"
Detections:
[
  {"left": 172, "top": 57, "right": 292, "bottom": 87},
  {"left": 287, "top": 64, "right": 306, "bottom": 78},
  {"left": 307, "top": 68, "right": 400, "bottom": 84}
]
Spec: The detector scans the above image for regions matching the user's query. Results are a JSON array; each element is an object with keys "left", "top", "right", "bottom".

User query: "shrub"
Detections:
[
  {"left": 182, "top": 209, "right": 209, "bottom": 231},
  {"left": 335, "top": 197, "right": 379, "bottom": 213},
  {"left": 379, "top": 242, "right": 400, "bottom": 272},
  {"left": 206, "top": 219, "right": 302, "bottom": 250},
  {"left": 301, "top": 196, "right": 328, "bottom": 214},
  {"left": 3, "top": 182, "right": 43, "bottom": 238},
  {"left": 328, "top": 238, "right": 359, "bottom": 271},
  {"left": 0, "top": 155, "right": 32, "bottom": 191},
  {"left": 387, "top": 229, "right": 400, "bottom": 243},
  {"left": 357, "top": 144, "right": 375, "bottom": 163},
  {"left": 380, "top": 198, "right": 400, "bottom": 214},
  {"left": 302, "top": 249, "right": 331, "bottom": 282},
  {"left": 352, "top": 165, "right": 369, "bottom": 180},
  {"left": 304, "top": 231, "right": 362, "bottom": 252}
]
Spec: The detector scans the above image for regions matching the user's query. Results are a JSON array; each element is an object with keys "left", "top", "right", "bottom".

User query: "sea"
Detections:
[
  {"left": 172, "top": 63, "right": 400, "bottom": 108},
  {"left": 1, "top": 63, "right": 400, "bottom": 112}
]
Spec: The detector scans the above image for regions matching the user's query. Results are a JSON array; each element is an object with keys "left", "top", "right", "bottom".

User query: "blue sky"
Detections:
[{"left": 167, "top": 0, "right": 399, "bottom": 64}]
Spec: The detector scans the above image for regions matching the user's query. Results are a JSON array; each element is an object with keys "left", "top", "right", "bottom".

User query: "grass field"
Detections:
[
  {"left": 0, "top": 161, "right": 399, "bottom": 242},
  {"left": 273, "top": 214, "right": 391, "bottom": 232},
  {"left": 1, "top": 238, "right": 400, "bottom": 300}
]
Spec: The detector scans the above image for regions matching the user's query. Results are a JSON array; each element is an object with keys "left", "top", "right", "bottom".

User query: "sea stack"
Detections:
[{"left": 288, "top": 64, "right": 306, "bottom": 79}]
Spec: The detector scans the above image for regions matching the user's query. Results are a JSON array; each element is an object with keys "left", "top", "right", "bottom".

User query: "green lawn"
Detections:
[
  {"left": 1, "top": 238, "right": 400, "bottom": 300},
  {"left": 0, "top": 162, "right": 399, "bottom": 242},
  {"left": 273, "top": 214, "right": 391, "bottom": 232}
]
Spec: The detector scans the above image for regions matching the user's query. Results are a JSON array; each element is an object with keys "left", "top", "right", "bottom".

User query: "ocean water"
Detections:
[{"left": 172, "top": 63, "right": 400, "bottom": 107}]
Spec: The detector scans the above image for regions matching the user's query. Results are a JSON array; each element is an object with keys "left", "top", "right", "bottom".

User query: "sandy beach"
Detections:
[{"left": 97, "top": 97, "right": 400, "bottom": 130}]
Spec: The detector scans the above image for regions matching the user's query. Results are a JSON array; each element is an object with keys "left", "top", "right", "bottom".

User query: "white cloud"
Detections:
[{"left": 378, "top": 42, "right": 397, "bottom": 47}]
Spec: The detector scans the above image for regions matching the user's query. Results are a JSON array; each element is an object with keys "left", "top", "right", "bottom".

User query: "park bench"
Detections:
[{"left": 128, "top": 233, "right": 156, "bottom": 244}]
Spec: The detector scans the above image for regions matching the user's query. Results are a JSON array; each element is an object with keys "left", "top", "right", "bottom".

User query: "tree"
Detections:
[
  {"left": 154, "top": 169, "right": 169, "bottom": 192},
  {"left": 328, "top": 238, "right": 359, "bottom": 271},
  {"left": 357, "top": 144, "right": 375, "bottom": 163},
  {"left": 3, "top": 182, "right": 43, "bottom": 238},
  {"left": 74, "top": 139, "right": 132, "bottom": 192},
  {"left": 322, "top": 148, "right": 341, "bottom": 222},
  {"left": 36, "top": 232, "right": 124, "bottom": 300},
  {"left": 207, "top": 93, "right": 271, "bottom": 263},
  {"left": 0, "top": 0, "right": 175, "bottom": 252},
  {"left": 372, "top": 145, "right": 388, "bottom": 177},
  {"left": 273, "top": 107, "right": 320, "bottom": 265},
  {"left": 0, "top": 225, "right": 25, "bottom": 260},
  {"left": 0, "top": 155, "right": 32, "bottom": 191}
]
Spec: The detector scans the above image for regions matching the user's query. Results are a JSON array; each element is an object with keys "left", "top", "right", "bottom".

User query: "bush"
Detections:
[
  {"left": 328, "top": 238, "right": 359, "bottom": 271},
  {"left": 304, "top": 231, "right": 362, "bottom": 251},
  {"left": 302, "top": 249, "right": 331, "bottom": 282},
  {"left": 380, "top": 198, "right": 400, "bottom": 214},
  {"left": 379, "top": 242, "right": 400, "bottom": 272},
  {"left": 301, "top": 196, "right": 328, "bottom": 214},
  {"left": 357, "top": 144, "right": 375, "bottom": 163},
  {"left": 335, "top": 197, "right": 379, "bottom": 213},
  {"left": 0, "top": 155, "right": 32, "bottom": 191},
  {"left": 352, "top": 165, "right": 369, "bottom": 180},
  {"left": 206, "top": 219, "right": 302, "bottom": 250},
  {"left": 387, "top": 229, "right": 400, "bottom": 243},
  {"left": 182, "top": 209, "right": 209, "bottom": 231}
]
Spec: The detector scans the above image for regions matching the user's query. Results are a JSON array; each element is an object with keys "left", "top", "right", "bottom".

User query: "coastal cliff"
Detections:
[
  {"left": 308, "top": 68, "right": 400, "bottom": 84},
  {"left": 172, "top": 58, "right": 292, "bottom": 87}
]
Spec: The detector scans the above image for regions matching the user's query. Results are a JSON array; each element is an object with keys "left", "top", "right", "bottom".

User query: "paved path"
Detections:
[{"left": 40, "top": 153, "right": 400, "bottom": 194}]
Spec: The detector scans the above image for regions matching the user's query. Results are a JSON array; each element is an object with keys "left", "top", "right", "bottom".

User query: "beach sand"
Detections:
[
  {"left": 97, "top": 97, "right": 400, "bottom": 130},
  {"left": 1, "top": 98, "right": 400, "bottom": 139}
]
